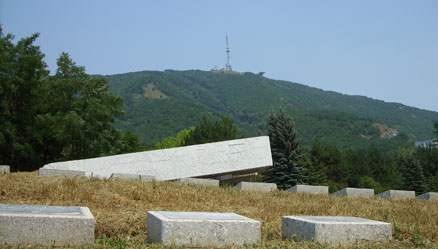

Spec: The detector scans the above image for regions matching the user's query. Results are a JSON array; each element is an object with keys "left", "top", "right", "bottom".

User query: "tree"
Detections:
[
  {"left": 262, "top": 110, "right": 306, "bottom": 190},
  {"left": 0, "top": 27, "right": 143, "bottom": 171},
  {"left": 34, "top": 52, "right": 131, "bottom": 162},
  {"left": 306, "top": 139, "right": 328, "bottom": 185},
  {"left": 397, "top": 148, "right": 428, "bottom": 195},
  {"left": 434, "top": 122, "right": 438, "bottom": 138},
  {"left": 0, "top": 27, "right": 49, "bottom": 171},
  {"left": 184, "top": 116, "right": 237, "bottom": 145},
  {"left": 155, "top": 127, "right": 195, "bottom": 149}
]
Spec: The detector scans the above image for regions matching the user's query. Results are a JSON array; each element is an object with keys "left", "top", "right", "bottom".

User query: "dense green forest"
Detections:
[{"left": 102, "top": 70, "right": 438, "bottom": 151}]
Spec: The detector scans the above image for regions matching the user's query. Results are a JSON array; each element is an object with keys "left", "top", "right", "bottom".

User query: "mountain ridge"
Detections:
[{"left": 99, "top": 70, "right": 437, "bottom": 150}]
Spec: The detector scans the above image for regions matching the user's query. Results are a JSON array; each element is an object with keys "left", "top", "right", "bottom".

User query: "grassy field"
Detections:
[{"left": 1, "top": 172, "right": 438, "bottom": 248}]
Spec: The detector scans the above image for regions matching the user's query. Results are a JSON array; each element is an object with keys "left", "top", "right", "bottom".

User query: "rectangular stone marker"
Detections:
[
  {"left": 375, "top": 190, "right": 415, "bottom": 200},
  {"left": 38, "top": 168, "right": 85, "bottom": 178},
  {"left": 0, "top": 204, "right": 94, "bottom": 246},
  {"left": 282, "top": 216, "right": 392, "bottom": 244},
  {"left": 110, "top": 173, "right": 156, "bottom": 182},
  {"left": 176, "top": 178, "right": 219, "bottom": 186},
  {"left": 0, "top": 165, "right": 10, "bottom": 175},
  {"left": 40, "top": 136, "right": 272, "bottom": 180},
  {"left": 147, "top": 211, "right": 260, "bottom": 247},
  {"left": 233, "top": 181, "right": 277, "bottom": 192},
  {"left": 331, "top": 187, "right": 374, "bottom": 198},
  {"left": 288, "top": 185, "right": 328, "bottom": 195},
  {"left": 416, "top": 192, "right": 438, "bottom": 201}
]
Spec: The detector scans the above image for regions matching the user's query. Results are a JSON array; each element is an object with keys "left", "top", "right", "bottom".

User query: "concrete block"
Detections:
[
  {"left": 147, "top": 211, "right": 260, "bottom": 247},
  {"left": 288, "top": 185, "right": 328, "bottom": 195},
  {"left": 176, "top": 178, "right": 219, "bottom": 186},
  {"left": 38, "top": 168, "right": 85, "bottom": 178},
  {"left": 40, "top": 136, "right": 272, "bottom": 180},
  {"left": 110, "top": 173, "right": 156, "bottom": 182},
  {"left": 233, "top": 181, "right": 277, "bottom": 192},
  {"left": 332, "top": 187, "right": 374, "bottom": 198},
  {"left": 0, "top": 204, "right": 94, "bottom": 246},
  {"left": 416, "top": 192, "right": 438, "bottom": 201},
  {"left": 0, "top": 165, "right": 10, "bottom": 175},
  {"left": 282, "top": 216, "right": 392, "bottom": 244},
  {"left": 375, "top": 190, "right": 415, "bottom": 200}
]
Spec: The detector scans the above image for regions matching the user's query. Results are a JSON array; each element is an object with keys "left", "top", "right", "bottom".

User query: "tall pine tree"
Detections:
[
  {"left": 397, "top": 147, "right": 428, "bottom": 195},
  {"left": 262, "top": 110, "right": 306, "bottom": 189}
]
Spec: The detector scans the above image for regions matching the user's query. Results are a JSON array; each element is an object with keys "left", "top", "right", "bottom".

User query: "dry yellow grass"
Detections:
[{"left": 1, "top": 172, "right": 438, "bottom": 248}]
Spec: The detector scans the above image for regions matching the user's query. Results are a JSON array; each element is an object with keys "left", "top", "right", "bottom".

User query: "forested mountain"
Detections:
[{"left": 101, "top": 70, "right": 438, "bottom": 151}]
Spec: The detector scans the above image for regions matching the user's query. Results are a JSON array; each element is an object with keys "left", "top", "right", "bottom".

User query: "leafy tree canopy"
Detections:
[
  {"left": 184, "top": 116, "right": 238, "bottom": 146},
  {"left": 0, "top": 28, "right": 143, "bottom": 171}
]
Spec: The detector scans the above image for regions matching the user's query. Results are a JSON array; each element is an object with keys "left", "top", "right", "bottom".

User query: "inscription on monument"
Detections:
[
  {"left": 159, "top": 211, "right": 247, "bottom": 220},
  {"left": 0, "top": 204, "right": 83, "bottom": 216}
]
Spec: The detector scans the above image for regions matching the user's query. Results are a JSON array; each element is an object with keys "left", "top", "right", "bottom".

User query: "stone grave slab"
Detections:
[
  {"left": 282, "top": 216, "right": 392, "bottom": 245},
  {"left": 110, "top": 173, "right": 156, "bottom": 182},
  {"left": 288, "top": 185, "right": 328, "bottom": 195},
  {"left": 38, "top": 168, "right": 85, "bottom": 178},
  {"left": 40, "top": 136, "right": 272, "bottom": 180},
  {"left": 0, "top": 204, "right": 94, "bottom": 246},
  {"left": 416, "top": 192, "right": 438, "bottom": 201},
  {"left": 176, "top": 178, "right": 219, "bottom": 186},
  {"left": 0, "top": 165, "right": 10, "bottom": 175},
  {"left": 233, "top": 181, "right": 277, "bottom": 192},
  {"left": 332, "top": 187, "right": 374, "bottom": 198},
  {"left": 147, "top": 211, "right": 260, "bottom": 247},
  {"left": 375, "top": 190, "right": 415, "bottom": 200}
]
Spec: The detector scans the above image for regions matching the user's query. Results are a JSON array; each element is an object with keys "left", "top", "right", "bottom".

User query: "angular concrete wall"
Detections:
[
  {"left": 233, "top": 182, "right": 277, "bottom": 192},
  {"left": 176, "top": 178, "right": 219, "bottom": 186},
  {"left": 288, "top": 185, "right": 329, "bottom": 195},
  {"left": 331, "top": 188, "right": 374, "bottom": 198},
  {"left": 0, "top": 204, "right": 94, "bottom": 246},
  {"left": 39, "top": 136, "right": 272, "bottom": 180},
  {"left": 416, "top": 192, "right": 438, "bottom": 201},
  {"left": 282, "top": 216, "right": 391, "bottom": 244},
  {"left": 375, "top": 190, "right": 415, "bottom": 200},
  {"left": 147, "top": 211, "right": 260, "bottom": 247}
]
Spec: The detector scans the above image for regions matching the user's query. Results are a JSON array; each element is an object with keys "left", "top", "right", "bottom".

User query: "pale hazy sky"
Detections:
[{"left": 1, "top": 0, "right": 437, "bottom": 111}]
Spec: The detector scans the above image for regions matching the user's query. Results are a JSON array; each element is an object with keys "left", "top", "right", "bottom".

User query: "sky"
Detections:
[{"left": 1, "top": 0, "right": 437, "bottom": 112}]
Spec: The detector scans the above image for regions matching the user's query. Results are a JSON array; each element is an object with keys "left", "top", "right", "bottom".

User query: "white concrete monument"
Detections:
[
  {"left": 0, "top": 165, "right": 10, "bottom": 175},
  {"left": 287, "top": 185, "right": 329, "bottom": 195},
  {"left": 39, "top": 136, "right": 272, "bottom": 180},
  {"left": 39, "top": 168, "right": 85, "bottom": 178},
  {"left": 282, "top": 216, "right": 392, "bottom": 244},
  {"left": 375, "top": 190, "right": 415, "bottom": 200},
  {"left": 233, "top": 181, "right": 277, "bottom": 192},
  {"left": 331, "top": 187, "right": 374, "bottom": 198},
  {"left": 147, "top": 211, "right": 260, "bottom": 247},
  {"left": 416, "top": 192, "right": 438, "bottom": 201},
  {"left": 176, "top": 178, "right": 219, "bottom": 186},
  {"left": 109, "top": 173, "right": 156, "bottom": 181},
  {"left": 0, "top": 204, "right": 94, "bottom": 246}
]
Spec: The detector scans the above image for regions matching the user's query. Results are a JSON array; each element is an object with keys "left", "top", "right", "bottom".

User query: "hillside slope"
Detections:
[{"left": 102, "top": 70, "right": 438, "bottom": 150}]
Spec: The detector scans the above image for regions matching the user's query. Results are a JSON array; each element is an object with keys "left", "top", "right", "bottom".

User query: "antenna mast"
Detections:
[{"left": 225, "top": 33, "right": 232, "bottom": 71}]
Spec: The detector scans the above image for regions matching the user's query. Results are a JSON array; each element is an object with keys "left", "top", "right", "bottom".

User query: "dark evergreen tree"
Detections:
[
  {"left": 306, "top": 139, "right": 328, "bottom": 185},
  {"left": 184, "top": 116, "right": 237, "bottom": 145},
  {"left": 262, "top": 110, "right": 306, "bottom": 190},
  {"left": 434, "top": 122, "right": 438, "bottom": 139},
  {"left": 397, "top": 148, "right": 428, "bottom": 194}
]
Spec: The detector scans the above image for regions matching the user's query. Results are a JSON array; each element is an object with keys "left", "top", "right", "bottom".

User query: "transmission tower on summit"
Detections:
[{"left": 225, "top": 33, "right": 232, "bottom": 71}]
